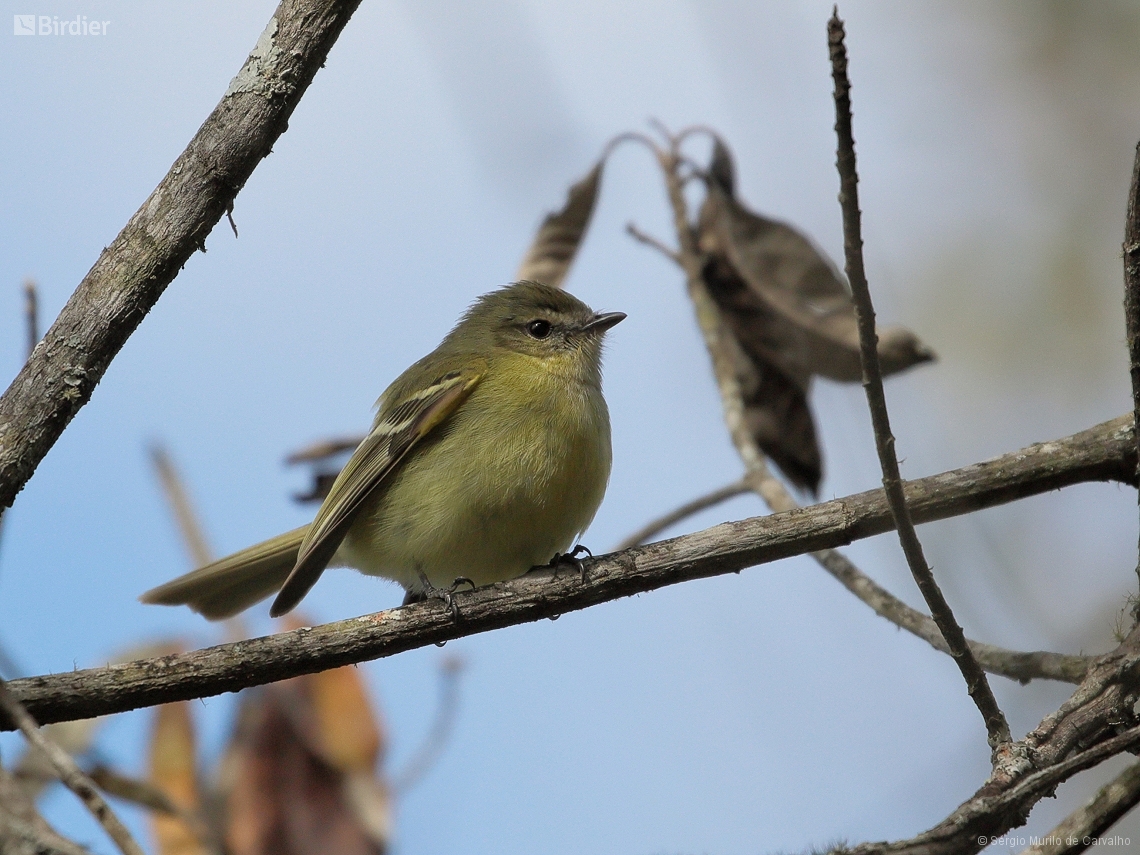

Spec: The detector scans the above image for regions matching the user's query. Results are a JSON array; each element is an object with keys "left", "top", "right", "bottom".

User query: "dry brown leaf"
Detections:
[
  {"left": 222, "top": 683, "right": 389, "bottom": 855},
  {"left": 286, "top": 437, "right": 364, "bottom": 504},
  {"left": 307, "top": 666, "right": 385, "bottom": 775},
  {"left": 704, "top": 256, "right": 823, "bottom": 491},
  {"left": 149, "top": 702, "right": 208, "bottom": 855},
  {"left": 281, "top": 616, "right": 386, "bottom": 775},
  {"left": 515, "top": 160, "right": 603, "bottom": 288},
  {"left": 695, "top": 137, "right": 934, "bottom": 492},
  {"left": 702, "top": 183, "right": 933, "bottom": 382}
]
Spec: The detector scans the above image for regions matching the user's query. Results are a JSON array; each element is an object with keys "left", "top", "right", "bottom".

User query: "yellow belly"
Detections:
[{"left": 337, "top": 361, "right": 612, "bottom": 592}]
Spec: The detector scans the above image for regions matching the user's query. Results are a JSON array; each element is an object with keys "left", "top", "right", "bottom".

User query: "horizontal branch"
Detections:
[
  {"left": 4, "top": 415, "right": 1133, "bottom": 729},
  {"left": 0, "top": 0, "right": 362, "bottom": 511}
]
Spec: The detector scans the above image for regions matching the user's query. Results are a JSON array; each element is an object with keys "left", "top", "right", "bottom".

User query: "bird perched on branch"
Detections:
[{"left": 142, "top": 280, "right": 624, "bottom": 619}]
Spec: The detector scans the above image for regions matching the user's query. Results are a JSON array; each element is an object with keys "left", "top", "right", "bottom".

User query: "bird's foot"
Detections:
[
  {"left": 548, "top": 544, "right": 593, "bottom": 583},
  {"left": 404, "top": 574, "right": 476, "bottom": 620}
]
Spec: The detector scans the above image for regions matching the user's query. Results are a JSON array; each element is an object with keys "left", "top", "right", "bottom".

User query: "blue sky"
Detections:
[{"left": 2, "top": 2, "right": 1139, "bottom": 853}]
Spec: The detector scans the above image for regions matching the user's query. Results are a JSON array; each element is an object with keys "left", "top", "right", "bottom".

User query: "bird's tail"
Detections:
[{"left": 140, "top": 526, "right": 309, "bottom": 620}]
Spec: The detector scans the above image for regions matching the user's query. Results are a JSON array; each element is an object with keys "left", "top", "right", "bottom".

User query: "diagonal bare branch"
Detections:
[
  {"left": 0, "top": 0, "right": 362, "bottom": 513},
  {"left": 1021, "top": 760, "right": 1140, "bottom": 854},
  {"left": 844, "top": 624, "right": 1140, "bottom": 854},
  {"left": 0, "top": 679, "right": 143, "bottom": 855},
  {"left": 633, "top": 123, "right": 1073, "bottom": 700},
  {"left": 828, "top": 10, "right": 1010, "bottom": 751},
  {"left": 2, "top": 414, "right": 1129, "bottom": 729}
]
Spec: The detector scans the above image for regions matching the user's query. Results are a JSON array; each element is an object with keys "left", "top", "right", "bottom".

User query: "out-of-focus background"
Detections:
[{"left": 2, "top": 1, "right": 1139, "bottom": 852}]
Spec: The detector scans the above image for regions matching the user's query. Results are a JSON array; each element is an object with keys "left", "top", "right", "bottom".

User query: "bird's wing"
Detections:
[{"left": 270, "top": 367, "right": 483, "bottom": 617}]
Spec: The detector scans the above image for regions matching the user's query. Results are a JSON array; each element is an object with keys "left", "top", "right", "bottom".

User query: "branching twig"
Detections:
[
  {"left": 840, "top": 623, "right": 1140, "bottom": 854},
  {"left": 2, "top": 415, "right": 1128, "bottom": 728},
  {"left": 0, "top": 679, "right": 144, "bottom": 855},
  {"left": 0, "top": 761, "right": 94, "bottom": 855},
  {"left": 616, "top": 478, "right": 750, "bottom": 550},
  {"left": 0, "top": 0, "right": 362, "bottom": 513},
  {"left": 625, "top": 222, "right": 681, "bottom": 264},
  {"left": 1123, "top": 140, "right": 1140, "bottom": 608},
  {"left": 637, "top": 123, "right": 1066, "bottom": 699},
  {"left": 809, "top": 544, "right": 1088, "bottom": 684},
  {"left": 828, "top": 11, "right": 1011, "bottom": 752}
]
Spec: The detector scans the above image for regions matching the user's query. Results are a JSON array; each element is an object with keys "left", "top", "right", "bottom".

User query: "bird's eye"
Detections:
[{"left": 526, "top": 319, "right": 552, "bottom": 339}]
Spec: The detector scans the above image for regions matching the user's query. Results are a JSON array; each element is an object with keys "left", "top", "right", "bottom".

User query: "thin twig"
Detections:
[
  {"left": 0, "top": 0, "right": 363, "bottom": 513},
  {"left": 4, "top": 414, "right": 1128, "bottom": 728},
  {"left": 392, "top": 656, "right": 465, "bottom": 795},
  {"left": 285, "top": 436, "right": 364, "bottom": 464},
  {"left": 616, "top": 478, "right": 751, "bottom": 550},
  {"left": 846, "top": 727, "right": 1140, "bottom": 855},
  {"left": 808, "top": 543, "right": 1087, "bottom": 684},
  {"left": 828, "top": 11, "right": 1011, "bottom": 752},
  {"left": 150, "top": 445, "right": 214, "bottom": 568},
  {"left": 842, "top": 623, "right": 1140, "bottom": 854},
  {"left": 1020, "top": 761, "right": 1140, "bottom": 854},
  {"left": 0, "top": 280, "right": 43, "bottom": 677},
  {"left": 23, "top": 280, "right": 38, "bottom": 360},
  {"left": 0, "top": 678, "right": 144, "bottom": 855},
  {"left": 87, "top": 765, "right": 213, "bottom": 844},
  {"left": 600, "top": 130, "right": 660, "bottom": 162},
  {"left": 625, "top": 222, "right": 681, "bottom": 264},
  {"left": 1123, "top": 140, "right": 1140, "bottom": 610}
]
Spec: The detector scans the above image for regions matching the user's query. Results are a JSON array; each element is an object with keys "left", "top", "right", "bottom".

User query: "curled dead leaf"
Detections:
[
  {"left": 515, "top": 160, "right": 603, "bottom": 289},
  {"left": 695, "top": 137, "right": 934, "bottom": 491}
]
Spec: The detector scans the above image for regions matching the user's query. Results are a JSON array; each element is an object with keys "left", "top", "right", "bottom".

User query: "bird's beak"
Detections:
[{"left": 582, "top": 311, "right": 626, "bottom": 334}]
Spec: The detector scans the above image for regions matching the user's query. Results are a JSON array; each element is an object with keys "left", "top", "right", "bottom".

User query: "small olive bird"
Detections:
[{"left": 141, "top": 281, "right": 624, "bottom": 619}]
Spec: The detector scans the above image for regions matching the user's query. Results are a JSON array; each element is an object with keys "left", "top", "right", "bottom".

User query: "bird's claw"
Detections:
[
  {"left": 405, "top": 573, "right": 476, "bottom": 620},
  {"left": 550, "top": 544, "right": 593, "bottom": 583}
]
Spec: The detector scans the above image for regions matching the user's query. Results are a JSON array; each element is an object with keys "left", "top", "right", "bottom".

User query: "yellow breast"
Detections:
[{"left": 338, "top": 351, "right": 612, "bottom": 591}]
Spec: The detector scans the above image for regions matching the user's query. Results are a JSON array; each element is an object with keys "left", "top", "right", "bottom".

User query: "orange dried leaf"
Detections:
[
  {"left": 149, "top": 702, "right": 206, "bottom": 855},
  {"left": 307, "top": 665, "right": 385, "bottom": 775}
]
